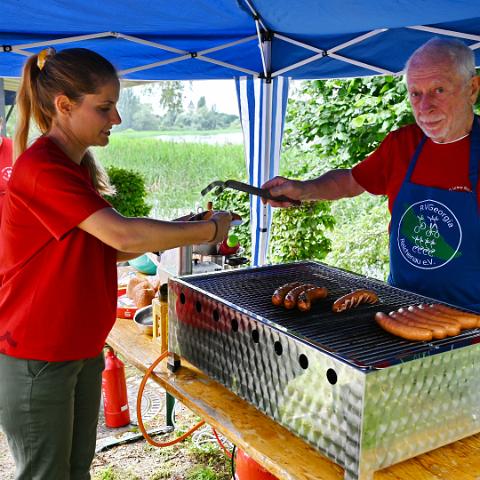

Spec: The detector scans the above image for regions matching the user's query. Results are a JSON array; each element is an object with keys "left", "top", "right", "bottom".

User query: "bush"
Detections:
[
  {"left": 208, "top": 188, "right": 251, "bottom": 259},
  {"left": 270, "top": 201, "right": 334, "bottom": 263},
  {"left": 325, "top": 195, "right": 390, "bottom": 280},
  {"left": 104, "top": 166, "right": 152, "bottom": 217}
]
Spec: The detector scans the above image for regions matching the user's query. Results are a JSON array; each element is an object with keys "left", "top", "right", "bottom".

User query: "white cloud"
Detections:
[{"left": 183, "top": 80, "right": 238, "bottom": 115}]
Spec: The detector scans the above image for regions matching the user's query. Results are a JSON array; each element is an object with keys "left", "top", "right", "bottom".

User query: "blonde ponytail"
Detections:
[
  {"left": 13, "top": 48, "right": 119, "bottom": 194},
  {"left": 82, "top": 151, "right": 116, "bottom": 196}
]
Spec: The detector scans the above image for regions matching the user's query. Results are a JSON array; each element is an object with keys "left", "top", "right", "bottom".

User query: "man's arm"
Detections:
[{"left": 262, "top": 169, "right": 365, "bottom": 207}]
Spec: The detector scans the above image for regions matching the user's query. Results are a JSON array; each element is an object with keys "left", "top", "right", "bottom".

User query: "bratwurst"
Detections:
[
  {"left": 375, "top": 312, "right": 433, "bottom": 341},
  {"left": 271, "top": 282, "right": 302, "bottom": 306},
  {"left": 297, "top": 286, "right": 328, "bottom": 312},
  {"left": 332, "top": 289, "right": 379, "bottom": 312}
]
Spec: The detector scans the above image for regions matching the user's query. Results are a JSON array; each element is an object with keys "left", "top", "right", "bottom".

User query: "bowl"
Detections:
[
  {"left": 128, "top": 254, "right": 157, "bottom": 275},
  {"left": 133, "top": 304, "right": 153, "bottom": 336}
]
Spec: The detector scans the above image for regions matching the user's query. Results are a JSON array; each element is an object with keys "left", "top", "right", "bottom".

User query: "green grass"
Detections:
[
  {"left": 114, "top": 127, "right": 241, "bottom": 138},
  {"left": 93, "top": 135, "right": 245, "bottom": 219}
]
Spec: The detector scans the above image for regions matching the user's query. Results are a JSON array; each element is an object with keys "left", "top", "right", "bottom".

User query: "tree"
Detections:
[
  {"left": 157, "top": 81, "right": 184, "bottom": 122},
  {"left": 284, "top": 75, "right": 414, "bottom": 169},
  {"left": 196, "top": 96, "right": 207, "bottom": 110},
  {"left": 116, "top": 88, "right": 142, "bottom": 130}
]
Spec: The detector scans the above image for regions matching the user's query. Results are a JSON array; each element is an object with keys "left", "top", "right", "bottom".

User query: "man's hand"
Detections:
[{"left": 261, "top": 176, "right": 304, "bottom": 207}]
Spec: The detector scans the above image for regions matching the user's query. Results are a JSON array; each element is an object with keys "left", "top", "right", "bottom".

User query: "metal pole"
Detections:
[{"left": 0, "top": 79, "right": 6, "bottom": 136}]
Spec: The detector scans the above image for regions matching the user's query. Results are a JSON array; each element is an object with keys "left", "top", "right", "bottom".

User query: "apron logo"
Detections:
[{"left": 397, "top": 199, "right": 462, "bottom": 270}]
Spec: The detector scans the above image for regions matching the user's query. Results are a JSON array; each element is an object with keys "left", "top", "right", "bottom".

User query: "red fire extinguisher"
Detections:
[
  {"left": 102, "top": 347, "right": 131, "bottom": 428},
  {"left": 235, "top": 448, "right": 278, "bottom": 480}
]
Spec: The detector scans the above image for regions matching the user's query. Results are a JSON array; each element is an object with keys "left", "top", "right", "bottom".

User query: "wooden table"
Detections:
[{"left": 108, "top": 318, "right": 480, "bottom": 480}]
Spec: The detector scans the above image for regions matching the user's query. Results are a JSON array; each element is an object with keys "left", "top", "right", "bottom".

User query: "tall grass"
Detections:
[{"left": 94, "top": 134, "right": 245, "bottom": 219}]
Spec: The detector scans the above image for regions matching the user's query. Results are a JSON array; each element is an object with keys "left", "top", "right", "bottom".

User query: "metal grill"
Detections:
[{"left": 180, "top": 261, "right": 480, "bottom": 369}]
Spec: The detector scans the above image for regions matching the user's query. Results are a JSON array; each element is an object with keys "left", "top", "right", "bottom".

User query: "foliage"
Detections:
[
  {"left": 269, "top": 148, "right": 335, "bottom": 263},
  {"left": 269, "top": 200, "right": 334, "bottom": 262},
  {"left": 325, "top": 195, "right": 390, "bottom": 280},
  {"left": 104, "top": 166, "right": 152, "bottom": 217},
  {"left": 211, "top": 189, "right": 251, "bottom": 258},
  {"left": 275, "top": 76, "right": 414, "bottom": 272},
  {"left": 173, "top": 110, "right": 238, "bottom": 131},
  {"left": 94, "top": 135, "right": 245, "bottom": 219},
  {"left": 186, "top": 466, "right": 219, "bottom": 480},
  {"left": 115, "top": 85, "right": 238, "bottom": 132},
  {"left": 93, "top": 466, "right": 116, "bottom": 480},
  {"left": 284, "top": 75, "right": 414, "bottom": 169}
]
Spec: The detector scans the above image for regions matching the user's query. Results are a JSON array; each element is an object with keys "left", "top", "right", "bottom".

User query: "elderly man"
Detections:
[{"left": 262, "top": 38, "right": 480, "bottom": 311}]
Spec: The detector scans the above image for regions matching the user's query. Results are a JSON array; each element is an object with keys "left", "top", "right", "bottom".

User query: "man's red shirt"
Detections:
[{"left": 352, "top": 124, "right": 474, "bottom": 213}]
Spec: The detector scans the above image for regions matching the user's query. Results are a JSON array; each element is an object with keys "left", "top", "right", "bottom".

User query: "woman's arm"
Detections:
[
  {"left": 116, "top": 251, "right": 146, "bottom": 262},
  {"left": 78, "top": 208, "right": 231, "bottom": 253}
]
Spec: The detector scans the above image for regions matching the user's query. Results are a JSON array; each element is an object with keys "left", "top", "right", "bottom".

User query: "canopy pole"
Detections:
[{"left": 0, "top": 79, "right": 6, "bottom": 136}]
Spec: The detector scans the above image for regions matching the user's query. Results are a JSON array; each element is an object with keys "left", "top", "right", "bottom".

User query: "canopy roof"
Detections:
[{"left": 0, "top": 0, "right": 479, "bottom": 81}]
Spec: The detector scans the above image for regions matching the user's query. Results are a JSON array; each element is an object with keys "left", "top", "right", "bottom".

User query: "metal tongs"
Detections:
[{"left": 201, "top": 179, "right": 301, "bottom": 205}]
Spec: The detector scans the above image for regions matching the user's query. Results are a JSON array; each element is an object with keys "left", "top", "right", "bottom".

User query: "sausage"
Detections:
[
  {"left": 428, "top": 303, "right": 479, "bottom": 329},
  {"left": 297, "top": 286, "right": 328, "bottom": 312},
  {"left": 397, "top": 307, "right": 456, "bottom": 336},
  {"left": 272, "top": 282, "right": 302, "bottom": 306},
  {"left": 332, "top": 289, "right": 379, "bottom": 312},
  {"left": 375, "top": 312, "right": 433, "bottom": 341},
  {"left": 390, "top": 311, "right": 447, "bottom": 339},
  {"left": 407, "top": 306, "right": 461, "bottom": 335},
  {"left": 284, "top": 283, "right": 315, "bottom": 309}
]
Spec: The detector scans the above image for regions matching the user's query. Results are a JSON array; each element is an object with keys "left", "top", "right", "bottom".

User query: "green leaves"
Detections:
[
  {"left": 104, "top": 166, "right": 152, "bottom": 217},
  {"left": 284, "top": 76, "right": 414, "bottom": 170},
  {"left": 269, "top": 200, "right": 334, "bottom": 263}
]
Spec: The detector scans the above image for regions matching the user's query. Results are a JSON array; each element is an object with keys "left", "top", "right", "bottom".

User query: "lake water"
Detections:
[{"left": 156, "top": 132, "right": 243, "bottom": 145}]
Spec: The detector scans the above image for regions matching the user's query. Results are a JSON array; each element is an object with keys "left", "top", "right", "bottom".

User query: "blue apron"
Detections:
[{"left": 388, "top": 118, "right": 480, "bottom": 312}]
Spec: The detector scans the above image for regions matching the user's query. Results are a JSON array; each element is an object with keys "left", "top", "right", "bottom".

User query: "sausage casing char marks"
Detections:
[
  {"left": 332, "top": 289, "right": 379, "bottom": 312},
  {"left": 284, "top": 283, "right": 315, "bottom": 309},
  {"left": 272, "top": 282, "right": 302, "bottom": 306},
  {"left": 297, "top": 286, "right": 328, "bottom": 312}
]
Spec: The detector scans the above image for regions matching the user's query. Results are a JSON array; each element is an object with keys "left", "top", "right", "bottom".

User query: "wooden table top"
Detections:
[{"left": 108, "top": 318, "right": 480, "bottom": 480}]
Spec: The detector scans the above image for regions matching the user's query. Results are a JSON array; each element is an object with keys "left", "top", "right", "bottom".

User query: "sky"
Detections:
[
  {"left": 183, "top": 80, "right": 238, "bottom": 115},
  {"left": 135, "top": 79, "right": 239, "bottom": 116}
]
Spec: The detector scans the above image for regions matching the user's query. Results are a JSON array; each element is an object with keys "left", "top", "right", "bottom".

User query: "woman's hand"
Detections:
[{"left": 209, "top": 211, "right": 232, "bottom": 243}]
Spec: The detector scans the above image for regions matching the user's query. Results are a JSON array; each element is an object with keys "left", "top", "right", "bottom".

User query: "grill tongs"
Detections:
[{"left": 201, "top": 179, "right": 301, "bottom": 205}]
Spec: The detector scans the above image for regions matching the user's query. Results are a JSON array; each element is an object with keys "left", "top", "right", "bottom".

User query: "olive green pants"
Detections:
[{"left": 0, "top": 352, "right": 104, "bottom": 480}]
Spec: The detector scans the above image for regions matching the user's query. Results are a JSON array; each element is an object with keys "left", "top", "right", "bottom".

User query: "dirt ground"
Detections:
[{"left": 0, "top": 359, "right": 232, "bottom": 480}]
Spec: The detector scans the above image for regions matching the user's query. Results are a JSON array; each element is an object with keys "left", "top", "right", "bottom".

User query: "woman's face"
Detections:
[{"left": 68, "top": 79, "right": 121, "bottom": 148}]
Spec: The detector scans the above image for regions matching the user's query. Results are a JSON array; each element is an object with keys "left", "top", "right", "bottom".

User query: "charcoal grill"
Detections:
[{"left": 168, "top": 261, "right": 480, "bottom": 479}]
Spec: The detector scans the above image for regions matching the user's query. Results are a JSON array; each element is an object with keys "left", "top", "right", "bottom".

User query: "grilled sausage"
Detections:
[
  {"left": 397, "top": 308, "right": 455, "bottom": 336},
  {"left": 390, "top": 311, "right": 447, "bottom": 339},
  {"left": 428, "top": 303, "right": 479, "bottom": 329},
  {"left": 284, "top": 283, "right": 315, "bottom": 309},
  {"left": 407, "top": 306, "right": 461, "bottom": 335},
  {"left": 332, "top": 289, "right": 379, "bottom": 312},
  {"left": 297, "top": 286, "right": 328, "bottom": 312},
  {"left": 375, "top": 312, "right": 433, "bottom": 341},
  {"left": 272, "top": 282, "right": 302, "bottom": 306}
]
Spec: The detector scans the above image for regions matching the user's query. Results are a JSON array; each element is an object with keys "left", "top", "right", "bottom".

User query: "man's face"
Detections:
[{"left": 406, "top": 56, "right": 478, "bottom": 143}]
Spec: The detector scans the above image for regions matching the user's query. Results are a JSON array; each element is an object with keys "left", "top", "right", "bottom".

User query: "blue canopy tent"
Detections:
[{"left": 0, "top": 0, "right": 479, "bottom": 264}]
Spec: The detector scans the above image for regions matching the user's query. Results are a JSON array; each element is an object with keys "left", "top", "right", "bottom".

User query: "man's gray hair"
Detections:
[{"left": 406, "top": 37, "right": 476, "bottom": 81}]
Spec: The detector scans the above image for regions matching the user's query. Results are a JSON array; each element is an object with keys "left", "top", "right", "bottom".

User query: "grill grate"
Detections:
[{"left": 180, "top": 261, "right": 480, "bottom": 369}]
